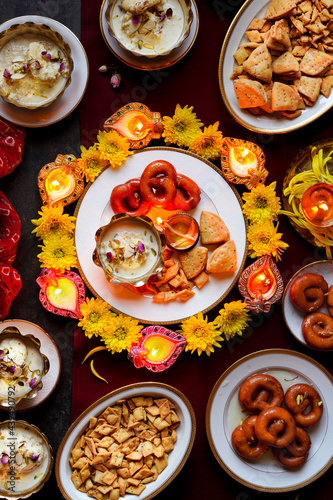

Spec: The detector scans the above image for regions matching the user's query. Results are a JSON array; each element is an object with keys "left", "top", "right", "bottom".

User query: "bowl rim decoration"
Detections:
[
  {"left": 0, "top": 21, "right": 74, "bottom": 109},
  {"left": 0, "top": 325, "right": 50, "bottom": 406},
  {"left": 105, "top": 0, "right": 193, "bottom": 59},
  {"left": 0, "top": 419, "right": 54, "bottom": 499},
  {"left": 93, "top": 212, "right": 166, "bottom": 287}
]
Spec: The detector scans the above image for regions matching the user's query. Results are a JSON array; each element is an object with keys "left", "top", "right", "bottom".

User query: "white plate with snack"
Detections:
[
  {"left": 74, "top": 147, "right": 247, "bottom": 324},
  {"left": 0, "top": 15, "right": 89, "bottom": 128},
  {"left": 282, "top": 260, "right": 333, "bottom": 351},
  {"left": 99, "top": 0, "right": 199, "bottom": 70},
  {"left": 206, "top": 348, "right": 333, "bottom": 492},
  {"left": 56, "top": 382, "right": 196, "bottom": 500},
  {"left": 218, "top": 0, "right": 333, "bottom": 134}
]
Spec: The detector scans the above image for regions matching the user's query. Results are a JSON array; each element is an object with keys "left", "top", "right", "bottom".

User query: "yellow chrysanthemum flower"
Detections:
[
  {"left": 37, "top": 235, "right": 78, "bottom": 272},
  {"left": 189, "top": 122, "right": 224, "bottom": 160},
  {"left": 78, "top": 297, "right": 115, "bottom": 339},
  {"left": 247, "top": 221, "right": 289, "bottom": 261},
  {"left": 215, "top": 301, "right": 250, "bottom": 341},
  {"left": 96, "top": 130, "right": 133, "bottom": 169},
  {"left": 162, "top": 104, "right": 203, "bottom": 148},
  {"left": 242, "top": 182, "right": 281, "bottom": 224},
  {"left": 31, "top": 205, "right": 76, "bottom": 240},
  {"left": 101, "top": 314, "right": 143, "bottom": 354},
  {"left": 78, "top": 145, "right": 109, "bottom": 182},
  {"left": 178, "top": 311, "right": 223, "bottom": 356}
]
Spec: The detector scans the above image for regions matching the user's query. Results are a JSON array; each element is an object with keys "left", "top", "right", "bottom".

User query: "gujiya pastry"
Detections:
[
  {"left": 0, "top": 335, "right": 44, "bottom": 400},
  {"left": 0, "top": 422, "right": 50, "bottom": 493},
  {"left": 111, "top": 0, "right": 186, "bottom": 56},
  {"left": 0, "top": 34, "right": 70, "bottom": 108}
]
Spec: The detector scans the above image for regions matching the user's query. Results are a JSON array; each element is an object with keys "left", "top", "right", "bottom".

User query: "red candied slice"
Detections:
[
  {"left": 0, "top": 263, "right": 22, "bottom": 320},
  {"left": 0, "top": 191, "right": 21, "bottom": 265}
]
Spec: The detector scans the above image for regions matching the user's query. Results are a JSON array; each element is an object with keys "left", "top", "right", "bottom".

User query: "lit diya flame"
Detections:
[
  {"left": 301, "top": 183, "right": 333, "bottom": 227},
  {"left": 36, "top": 268, "right": 85, "bottom": 319},
  {"left": 38, "top": 154, "right": 84, "bottom": 207},
  {"left": 220, "top": 137, "right": 268, "bottom": 190},
  {"left": 238, "top": 255, "right": 284, "bottom": 314},
  {"left": 104, "top": 102, "right": 163, "bottom": 149},
  {"left": 128, "top": 325, "right": 187, "bottom": 372}
]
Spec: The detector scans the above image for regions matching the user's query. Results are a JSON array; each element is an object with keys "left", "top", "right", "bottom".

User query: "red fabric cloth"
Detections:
[{"left": 75, "top": 1, "right": 333, "bottom": 498}]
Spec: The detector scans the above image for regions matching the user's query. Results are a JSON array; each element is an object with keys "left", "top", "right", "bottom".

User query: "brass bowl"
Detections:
[
  {"left": 0, "top": 420, "right": 53, "bottom": 499},
  {"left": 0, "top": 21, "right": 73, "bottom": 109},
  {"left": 105, "top": 0, "right": 193, "bottom": 58},
  {"left": 0, "top": 326, "right": 49, "bottom": 407},
  {"left": 93, "top": 213, "right": 166, "bottom": 287}
]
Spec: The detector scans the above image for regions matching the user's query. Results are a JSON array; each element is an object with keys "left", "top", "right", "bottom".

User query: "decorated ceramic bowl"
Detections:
[
  {"left": 105, "top": 0, "right": 193, "bottom": 58},
  {"left": 0, "top": 326, "right": 49, "bottom": 407},
  {"left": 0, "top": 420, "right": 53, "bottom": 499},
  {"left": 0, "top": 21, "right": 73, "bottom": 109},
  {"left": 93, "top": 213, "right": 166, "bottom": 287}
]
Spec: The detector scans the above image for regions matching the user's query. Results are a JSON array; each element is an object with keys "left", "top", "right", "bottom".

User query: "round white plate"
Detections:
[
  {"left": 206, "top": 349, "right": 333, "bottom": 492},
  {"left": 282, "top": 260, "right": 333, "bottom": 351},
  {"left": 99, "top": 0, "right": 199, "bottom": 70},
  {"left": 74, "top": 147, "right": 248, "bottom": 324},
  {"left": 56, "top": 382, "right": 196, "bottom": 500},
  {"left": 0, "top": 15, "right": 89, "bottom": 128},
  {"left": 218, "top": 0, "right": 333, "bottom": 134}
]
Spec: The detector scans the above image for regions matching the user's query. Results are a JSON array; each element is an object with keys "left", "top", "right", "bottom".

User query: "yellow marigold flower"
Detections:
[
  {"left": 37, "top": 234, "right": 78, "bottom": 272},
  {"left": 31, "top": 205, "right": 76, "bottom": 240},
  {"left": 101, "top": 314, "right": 143, "bottom": 354},
  {"left": 78, "top": 297, "right": 115, "bottom": 339},
  {"left": 242, "top": 182, "right": 281, "bottom": 224},
  {"left": 247, "top": 221, "right": 288, "bottom": 261},
  {"left": 215, "top": 301, "right": 250, "bottom": 341},
  {"left": 78, "top": 144, "right": 109, "bottom": 182},
  {"left": 189, "top": 122, "right": 224, "bottom": 160},
  {"left": 162, "top": 104, "right": 203, "bottom": 148},
  {"left": 178, "top": 311, "right": 223, "bottom": 356},
  {"left": 96, "top": 130, "right": 133, "bottom": 169}
]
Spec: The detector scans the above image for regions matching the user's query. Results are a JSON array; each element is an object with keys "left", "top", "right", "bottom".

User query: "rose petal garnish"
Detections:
[
  {"left": 7, "top": 366, "right": 15, "bottom": 374},
  {"left": 59, "top": 62, "right": 65, "bottom": 72},
  {"left": 160, "top": 14, "right": 166, "bottom": 21},
  {"left": 106, "top": 252, "right": 113, "bottom": 263},
  {"left": 166, "top": 8, "right": 173, "bottom": 17},
  {"left": 1, "top": 453, "right": 8, "bottom": 464},
  {"left": 32, "top": 454, "right": 39, "bottom": 462},
  {"left": 137, "top": 242, "right": 145, "bottom": 252},
  {"left": 29, "top": 377, "right": 37, "bottom": 388},
  {"left": 23, "top": 63, "right": 29, "bottom": 71},
  {"left": 132, "top": 14, "right": 141, "bottom": 24},
  {"left": 3, "top": 69, "right": 11, "bottom": 78}
]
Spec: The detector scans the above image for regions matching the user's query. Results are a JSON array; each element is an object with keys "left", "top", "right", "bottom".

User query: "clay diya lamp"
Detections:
[
  {"left": 128, "top": 325, "right": 187, "bottom": 372},
  {"left": 238, "top": 255, "right": 284, "bottom": 314},
  {"left": 161, "top": 213, "right": 199, "bottom": 251},
  {"left": 301, "top": 182, "right": 333, "bottom": 227}
]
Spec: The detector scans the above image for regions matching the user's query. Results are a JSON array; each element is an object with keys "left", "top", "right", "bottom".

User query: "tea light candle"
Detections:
[
  {"left": 128, "top": 325, "right": 186, "bottom": 372},
  {"left": 163, "top": 214, "right": 199, "bottom": 251},
  {"left": 221, "top": 137, "right": 268, "bottom": 189},
  {"left": 104, "top": 103, "right": 163, "bottom": 149},
  {"left": 36, "top": 268, "right": 85, "bottom": 319},
  {"left": 301, "top": 183, "right": 333, "bottom": 227},
  {"left": 38, "top": 154, "right": 84, "bottom": 207},
  {"left": 238, "top": 255, "right": 284, "bottom": 314}
]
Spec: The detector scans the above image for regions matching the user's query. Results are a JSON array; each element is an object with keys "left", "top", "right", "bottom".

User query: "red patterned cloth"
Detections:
[
  {"left": 0, "top": 191, "right": 21, "bottom": 265},
  {"left": 0, "top": 263, "right": 21, "bottom": 320},
  {"left": 0, "top": 117, "right": 25, "bottom": 179}
]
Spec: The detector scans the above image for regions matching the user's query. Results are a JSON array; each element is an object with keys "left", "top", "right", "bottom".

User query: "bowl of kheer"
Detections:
[
  {"left": 93, "top": 213, "right": 166, "bottom": 287},
  {"left": 0, "top": 420, "right": 53, "bottom": 499},
  {"left": 105, "top": 0, "right": 193, "bottom": 58},
  {"left": 0, "top": 326, "right": 49, "bottom": 407},
  {"left": 0, "top": 21, "right": 73, "bottom": 109}
]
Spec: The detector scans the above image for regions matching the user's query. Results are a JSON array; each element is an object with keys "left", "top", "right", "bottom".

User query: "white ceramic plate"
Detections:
[
  {"left": 0, "top": 15, "right": 89, "bottom": 128},
  {"left": 56, "top": 382, "right": 196, "bottom": 500},
  {"left": 74, "top": 147, "right": 248, "bottom": 324},
  {"left": 99, "top": 0, "right": 199, "bottom": 70},
  {"left": 282, "top": 260, "right": 333, "bottom": 351},
  {"left": 218, "top": 0, "right": 333, "bottom": 134},
  {"left": 206, "top": 349, "right": 333, "bottom": 492}
]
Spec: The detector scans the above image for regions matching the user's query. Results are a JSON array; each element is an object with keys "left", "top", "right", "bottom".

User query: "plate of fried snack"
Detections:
[
  {"left": 206, "top": 349, "right": 333, "bottom": 492},
  {"left": 56, "top": 382, "right": 196, "bottom": 500},
  {"left": 283, "top": 260, "right": 333, "bottom": 351},
  {"left": 74, "top": 147, "right": 247, "bottom": 324},
  {"left": 219, "top": 0, "right": 333, "bottom": 134}
]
